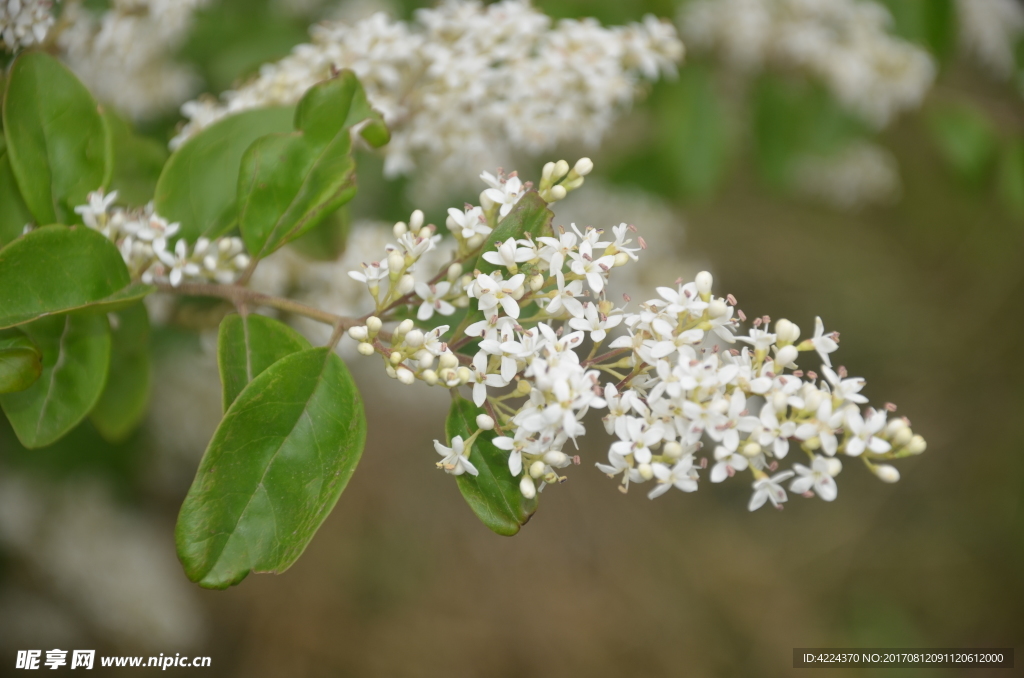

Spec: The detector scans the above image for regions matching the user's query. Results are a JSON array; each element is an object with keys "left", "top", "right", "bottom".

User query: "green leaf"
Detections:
[
  {"left": 446, "top": 394, "right": 537, "bottom": 536},
  {"left": 474, "top": 191, "right": 554, "bottom": 276},
  {"left": 0, "top": 328, "right": 42, "bottom": 394},
  {"left": 927, "top": 103, "right": 998, "bottom": 185},
  {"left": 237, "top": 71, "right": 389, "bottom": 259},
  {"left": 0, "top": 313, "right": 111, "bottom": 448},
  {"left": 90, "top": 303, "right": 151, "bottom": 443},
  {"left": 176, "top": 347, "right": 366, "bottom": 589},
  {"left": 0, "top": 151, "right": 33, "bottom": 247},
  {"left": 2, "top": 52, "right": 112, "bottom": 226},
  {"left": 287, "top": 206, "right": 351, "bottom": 261},
  {"left": 154, "top": 106, "right": 296, "bottom": 242},
  {"left": 661, "top": 64, "right": 730, "bottom": 199},
  {"left": 217, "top": 313, "right": 311, "bottom": 411},
  {"left": 0, "top": 225, "right": 133, "bottom": 329},
  {"left": 876, "top": 0, "right": 956, "bottom": 62},
  {"left": 104, "top": 109, "right": 169, "bottom": 206}
]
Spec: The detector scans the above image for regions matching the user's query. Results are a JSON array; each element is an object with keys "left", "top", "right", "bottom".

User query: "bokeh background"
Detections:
[{"left": 2, "top": 0, "right": 1023, "bottom": 676}]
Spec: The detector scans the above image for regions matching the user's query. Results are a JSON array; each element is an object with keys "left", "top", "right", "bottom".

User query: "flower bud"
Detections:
[
  {"left": 529, "top": 274, "right": 545, "bottom": 291},
  {"left": 387, "top": 250, "right": 405, "bottom": 276},
  {"left": 456, "top": 366, "right": 472, "bottom": 384},
  {"left": 357, "top": 342, "right": 375, "bottom": 356},
  {"left": 638, "top": 463, "right": 654, "bottom": 481},
  {"left": 389, "top": 351, "right": 404, "bottom": 365},
  {"left": 404, "top": 329, "right": 424, "bottom": 348},
  {"left": 395, "top": 319, "right": 414, "bottom": 336},
  {"left": 395, "top": 274, "right": 415, "bottom": 296},
  {"left": 385, "top": 365, "right": 397, "bottom": 378},
  {"left": 410, "top": 209, "right": 424, "bottom": 231},
  {"left": 438, "top": 351, "right": 458, "bottom": 370},
  {"left": 548, "top": 185, "right": 567, "bottom": 201},
  {"left": 541, "top": 161, "right": 556, "bottom": 184},
  {"left": 742, "top": 442, "right": 762, "bottom": 458},
  {"left": 771, "top": 390, "right": 788, "bottom": 413},
  {"left": 573, "top": 157, "right": 594, "bottom": 177},
  {"left": 613, "top": 252, "right": 630, "bottom": 267},
  {"left": 907, "top": 435, "right": 927, "bottom": 455},
  {"left": 447, "top": 262, "right": 463, "bottom": 281},
  {"left": 520, "top": 475, "right": 537, "bottom": 499},
  {"left": 553, "top": 159, "right": 570, "bottom": 180},
  {"left": 467, "top": 233, "right": 485, "bottom": 250},
  {"left": 775, "top": 318, "right": 800, "bottom": 344},
  {"left": 884, "top": 417, "right": 909, "bottom": 437},
  {"left": 396, "top": 367, "right": 415, "bottom": 385},
  {"left": 530, "top": 461, "right": 547, "bottom": 478},
  {"left": 663, "top": 441, "right": 683, "bottom": 459},
  {"left": 708, "top": 297, "right": 728, "bottom": 319},
  {"left": 421, "top": 369, "right": 438, "bottom": 385},
  {"left": 543, "top": 451, "right": 568, "bottom": 467},
  {"left": 393, "top": 221, "right": 408, "bottom": 238},
  {"left": 366, "top": 316, "right": 382, "bottom": 334},
  {"left": 348, "top": 326, "right": 368, "bottom": 342},
  {"left": 695, "top": 271, "right": 713, "bottom": 297},
  {"left": 826, "top": 458, "right": 843, "bottom": 476},
  {"left": 873, "top": 464, "right": 900, "bottom": 483},
  {"left": 515, "top": 379, "right": 532, "bottom": 395},
  {"left": 476, "top": 414, "right": 495, "bottom": 430},
  {"left": 892, "top": 427, "right": 913, "bottom": 448},
  {"left": 416, "top": 350, "right": 434, "bottom": 369}
]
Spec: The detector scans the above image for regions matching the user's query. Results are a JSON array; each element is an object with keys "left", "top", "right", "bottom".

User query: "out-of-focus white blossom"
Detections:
[
  {"left": 56, "top": 0, "right": 210, "bottom": 119},
  {"left": 679, "top": 0, "right": 935, "bottom": 128},
  {"left": 793, "top": 142, "right": 901, "bottom": 210},
  {"left": 172, "top": 0, "right": 683, "bottom": 184},
  {"left": 956, "top": 0, "right": 1024, "bottom": 80},
  {"left": 0, "top": 0, "right": 53, "bottom": 51}
]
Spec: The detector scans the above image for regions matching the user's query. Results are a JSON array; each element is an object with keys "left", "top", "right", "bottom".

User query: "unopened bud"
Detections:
[
  {"left": 613, "top": 252, "right": 630, "bottom": 267},
  {"left": 573, "top": 157, "right": 594, "bottom": 177},
  {"left": 638, "top": 463, "right": 654, "bottom": 481},
  {"left": 529, "top": 274, "right": 545, "bottom": 291},
  {"left": 393, "top": 221, "right": 408, "bottom": 238},
  {"left": 396, "top": 367, "right": 415, "bottom": 385},
  {"left": 357, "top": 342, "right": 375, "bottom": 356},
  {"left": 385, "top": 365, "right": 397, "bottom": 378},
  {"left": 520, "top": 475, "right": 536, "bottom": 499},
  {"left": 907, "top": 435, "right": 927, "bottom": 455},
  {"left": 892, "top": 427, "right": 913, "bottom": 448},
  {"left": 547, "top": 185, "right": 567, "bottom": 201},
  {"left": 742, "top": 442, "right": 762, "bottom": 458},
  {"left": 553, "top": 159, "right": 570, "bottom": 180},
  {"left": 395, "top": 274, "right": 415, "bottom": 296},
  {"left": 438, "top": 351, "right": 458, "bottom": 370},
  {"left": 663, "top": 441, "right": 683, "bottom": 459},
  {"left": 515, "top": 379, "right": 532, "bottom": 395},
  {"left": 874, "top": 464, "right": 900, "bottom": 483},
  {"left": 884, "top": 417, "right": 909, "bottom": 437},
  {"left": 476, "top": 414, "right": 495, "bottom": 430},
  {"left": 771, "top": 390, "right": 788, "bottom": 413},
  {"left": 775, "top": 345, "right": 798, "bottom": 368},
  {"left": 404, "top": 329, "right": 424, "bottom": 348},
  {"left": 825, "top": 457, "right": 843, "bottom": 476},
  {"left": 389, "top": 351, "right": 404, "bottom": 365},
  {"left": 396, "top": 319, "right": 414, "bottom": 336},
  {"left": 410, "top": 209, "right": 424, "bottom": 231},
  {"left": 695, "top": 271, "right": 713, "bottom": 297},
  {"left": 543, "top": 451, "right": 568, "bottom": 467},
  {"left": 456, "top": 366, "right": 472, "bottom": 384},
  {"left": 447, "top": 262, "right": 463, "bottom": 281},
  {"left": 775, "top": 318, "right": 800, "bottom": 344},
  {"left": 530, "top": 461, "right": 547, "bottom": 478},
  {"left": 421, "top": 369, "right": 438, "bottom": 385},
  {"left": 366, "top": 316, "right": 382, "bottom": 334},
  {"left": 387, "top": 251, "right": 405, "bottom": 276},
  {"left": 348, "top": 326, "right": 369, "bottom": 342}
]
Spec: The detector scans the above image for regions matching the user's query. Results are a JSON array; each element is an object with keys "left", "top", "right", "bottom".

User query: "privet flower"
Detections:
[
  {"left": 74, "top": 189, "right": 249, "bottom": 287},
  {"left": 0, "top": 0, "right": 54, "bottom": 51},
  {"left": 172, "top": 0, "right": 683, "bottom": 182},
  {"left": 345, "top": 158, "right": 927, "bottom": 512},
  {"left": 679, "top": 0, "right": 935, "bottom": 129}
]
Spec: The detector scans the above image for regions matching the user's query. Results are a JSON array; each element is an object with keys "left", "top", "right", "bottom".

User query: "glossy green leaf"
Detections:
[
  {"left": 474, "top": 191, "right": 554, "bottom": 276},
  {"left": 237, "top": 71, "right": 388, "bottom": 259},
  {"left": 927, "top": 103, "right": 998, "bottom": 185},
  {"left": 2, "top": 52, "right": 111, "bottom": 226},
  {"left": 0, "top": 328, "right": 42, "bottom": 394},
  {"left": 446, "top": 394, "right": 537, "bottom": 536},
  {"left": 0, "top": 151, "right": 33, "bottom": 247},
  {"left": 104, "top": 110, "right": 169, "bottom": 206},
  {"left": 91, "top": 304, "right": 151, "bottom": 443},
  {"left": 287, "top": 206, "right": 351, "bottom": 261},
  {"left": 176, "top": 347, "right": 366, "bottom": 589},
  {"left": 0, "top": 225, "right": 132, "bottom": 329},
  {"left": 0, "top": 313, "right": 111, "bottom": 448},
  {"left": 154, "top": 106, "right": 296, "bottom": 242},
  {"left": 217, "top": 313, "right": 311, "bottom": 411}
]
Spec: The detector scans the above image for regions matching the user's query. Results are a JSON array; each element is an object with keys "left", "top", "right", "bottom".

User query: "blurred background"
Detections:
[{"left": 1, "top": 0, "right": 1023, "bottom": 675}]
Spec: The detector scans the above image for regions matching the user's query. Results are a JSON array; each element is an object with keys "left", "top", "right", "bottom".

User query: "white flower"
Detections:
[
  {"left": 710, "top": 443, "right": 749, "bottom": 482},
  {"left": 844, "top": 408, "right": 892, "bottom": 456},
  {"left": 543, "top": 272, "right": 585, "bottom": 318},
  {"left": 481, "top": 239, "right": 535, "bottom": 272},
  {"left": 472, "top": 273, "right": 526, "bottom": 319},
  {"left": 648, "top": 458, "right": 699, "bottom": 498},
  {"left": 434, "top": 436, "right": 478, "bottom": 477},
  {"left": 568, "top": 240, "right": 615, "bottom": 293},
  {"left": 822, "top": 366, "right": 868, "bottom": 404},
  {"left": 568, "top": 303, "right": 622, "bottom": 343},
  {"left": 748, "top": 471, "right": 795, "bottom": 511},
  {"left": 790, "top": 456, "right": 838, "bottom": 500},
  {"left": 654, "top": 282, "right": 707, "bottom": 317},
  {"left": 155, "top": 239, "right": 201, "bottom": 287},
  {"left": 481, "top": 171, "right": 526, "bottom": 217},
  {"left": 809, "top": 316, "right": 839, "bottom": 367},
  {"left": 414, "top": 281, "right": 455, "bottom": 321},
  {"left": 446, "top": 205, "right": 489, "bottom": 240},
  {"left": 468, "top": 351, "right": 509, "bottom": 407}
]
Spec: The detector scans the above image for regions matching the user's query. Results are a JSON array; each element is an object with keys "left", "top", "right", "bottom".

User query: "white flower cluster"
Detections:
[
  {"left": 344, "top": 159, "right": 925, "bottom": 510},
  {"left": 0, "top": 0, "right": 53, "bottom": 51},
  {"left": 793, "top": 141, "right": 901, "bottom": 210},
  {"left": 171, "top": 0, "right": 682, "bottom": 182},
  {"left": 679, "top": 0, "right": 935, "bottom": 128},
  {"left": 74, "top": 190, "right": 249, "bottom": 287},
  {"left": 956, "top": 0, "right": 1024, "bottom": 80},
  {"left": 56, "top": 0, "right": 210, "bottom": 119}
]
